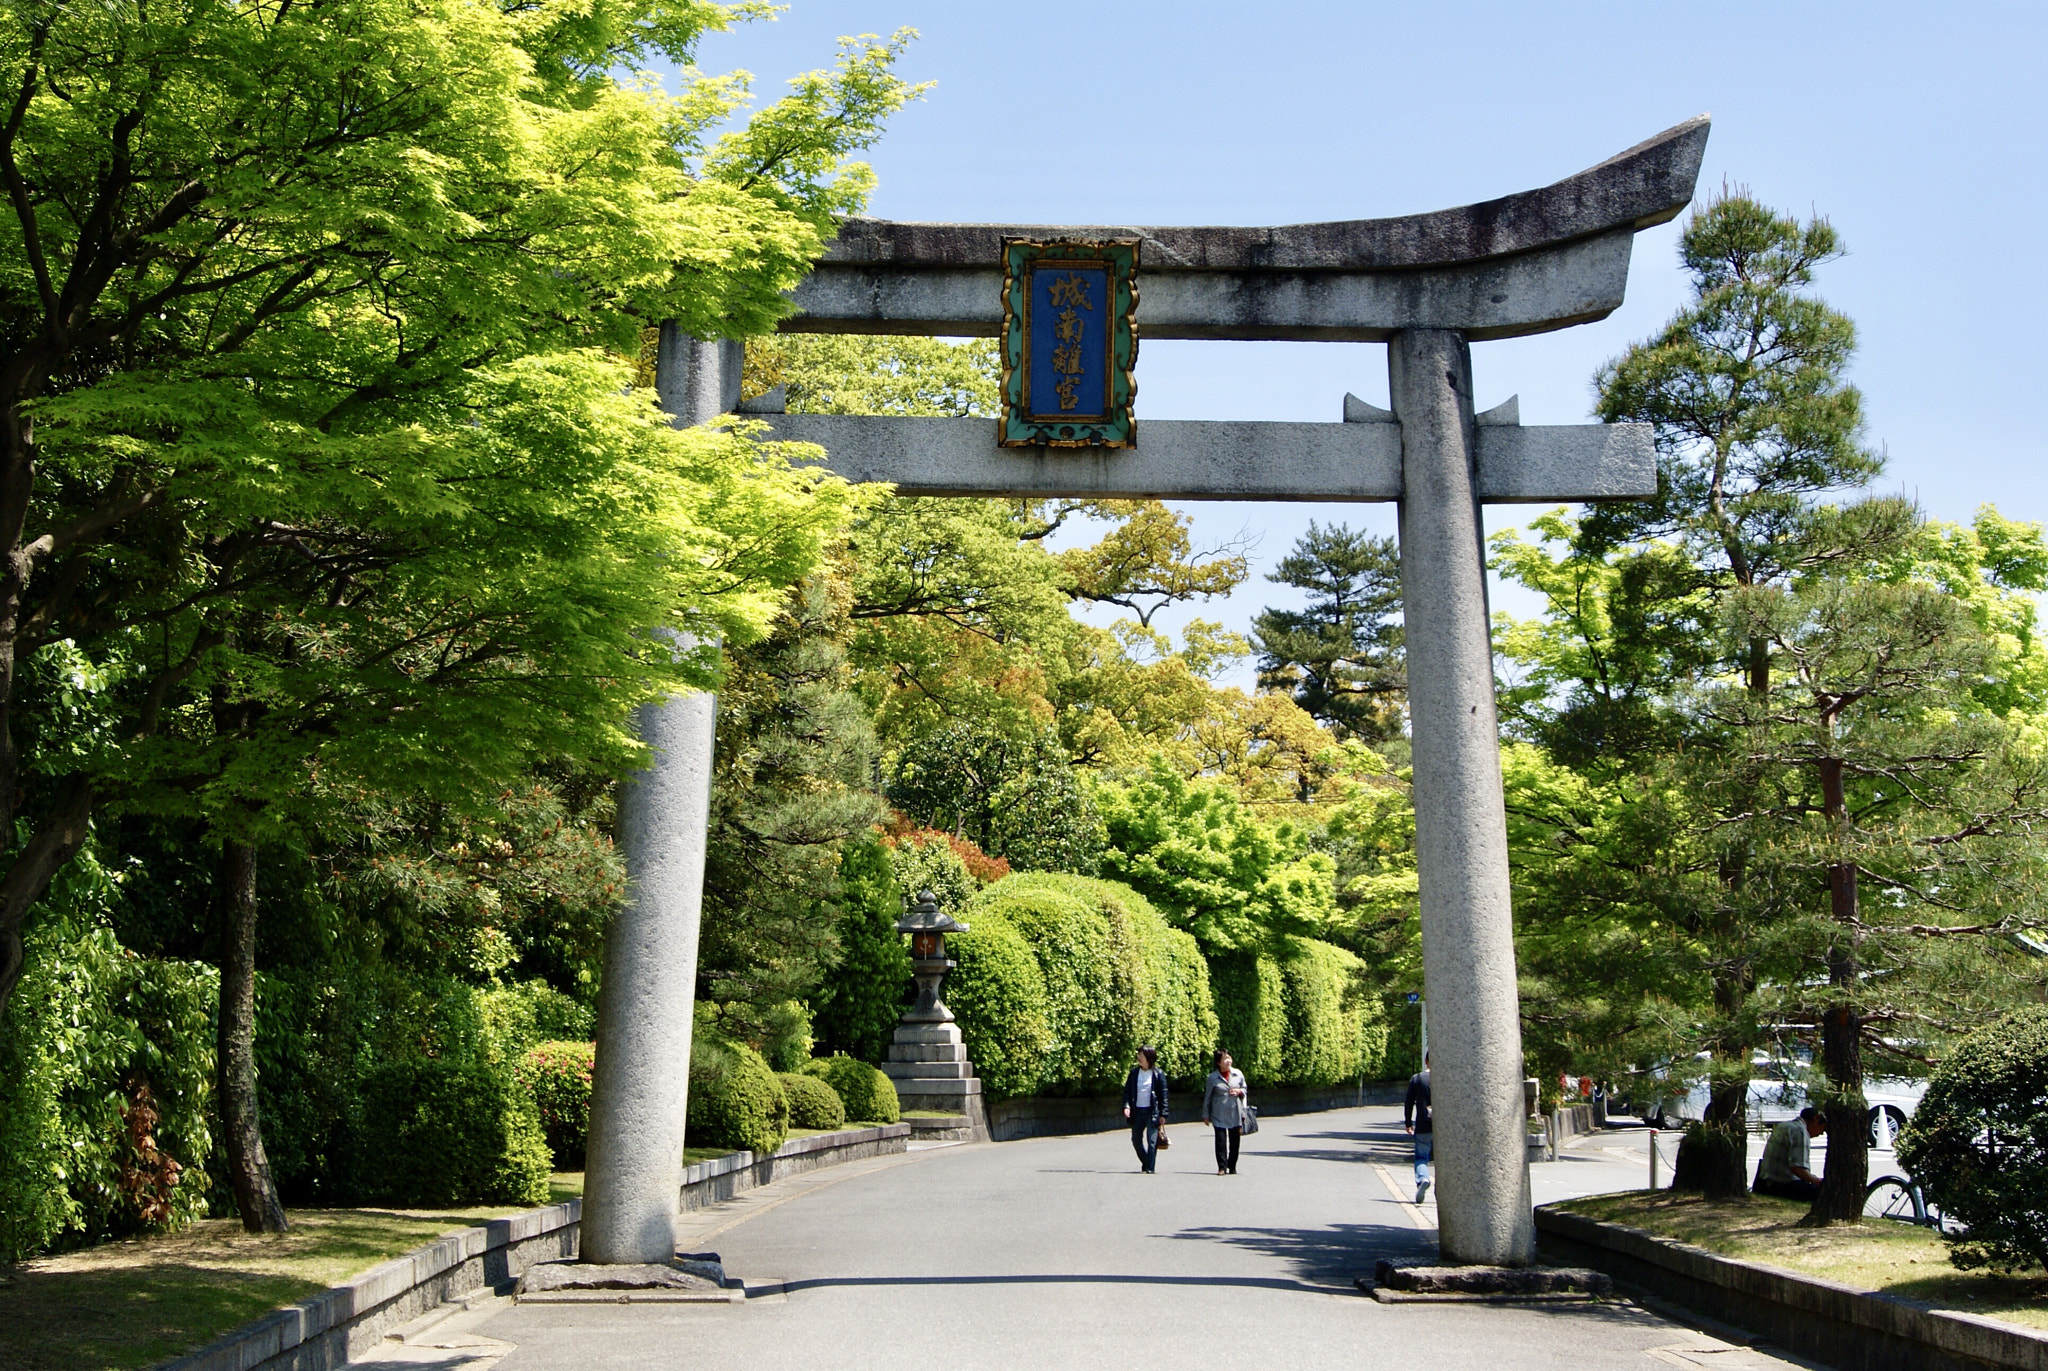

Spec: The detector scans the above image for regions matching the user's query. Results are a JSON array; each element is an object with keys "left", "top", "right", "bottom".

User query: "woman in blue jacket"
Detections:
[{"left": 1122, "top": 1046, "right": 1167, "bottom": 1173}]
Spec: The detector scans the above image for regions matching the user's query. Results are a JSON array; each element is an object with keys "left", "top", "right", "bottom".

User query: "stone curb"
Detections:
[
  {"left": 152, "top": 1124, "right": 910, "bottom": 1371},
  {"left": 1534, "top": 1206, "right": 2048, "bottom": 1371},
  {"left": 155, "top": 1201, "right": 581, "bottom": 1371},
  {"left": 679, "top": 1123, "right": 912, "bottom": 1212}
]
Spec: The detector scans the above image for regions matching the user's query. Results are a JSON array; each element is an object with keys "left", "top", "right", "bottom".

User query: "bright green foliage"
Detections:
[
  {"left": 514, "top": 1041, "right": 595, "bottom": 1170},
  {"left": 0, "top": 0, "right": 920, "bottom": 1013},
  {"left": 1279, "top": 939, "right": 1383, "bottom": 1087},
  {"left": 888, "top": 722, "right": 1104, "bottom": 873},
  {"left": 1092, "top": 759, "right": 1336, "bottom": 950},
  {"left": 776, "top": 1071, "right": 847, "bottom": 1131},
  {"left": 1898, "top": 1007, "right": 2048, "bottom": 1271},
  {"left": 354, "top": 1059, "right": 551, "bottom": 1207},
  {"left": 1210, "top": 939, "right": 1382, "bottom": 1088},
  {"left": 688, "top": 1036, "right": 789, "bottom": 1156},
  {"left": 1210, "top": 950, "right": 1287, "bottom": 1085},
  {"left": 940, "top": 908, "right": 1051, "bottom": 1101},
  {"left": 959, "top": 873, "right": 1217, "bottom": 1092},
  {"left": 1121, "top": 886, "right": 1221, "bottom": 1083},
  {"left": 0, "top": 922, "right": 215, "bottom": 1258},
  {"left": 885, "top": 831, "right": 979, "bottom": 914},
  {"left": 759, "top": 335, "right": 1002, "bottom": 417},
  {"left": 1253, "top": 523, "right": 1406, "bottom": 742},
  {"left": 756, "top": 335, "right": 1250, "bottom": 752},
  {"left": 482, "top": 986, "right": 597, "bottom": 1068},
  {"left": 811, "top": 836, "right": 913, "bottom": 1064},
  {"left": 969, "top": 875, "right": 1141, "bottom": 1090},
  {"left": 799, "top": 1053, "right": 900, "bottom": 1124}
]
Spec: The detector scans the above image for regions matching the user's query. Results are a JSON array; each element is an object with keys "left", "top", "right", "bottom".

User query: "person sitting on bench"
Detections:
[{"left": 1753, "top": 1107, "right": 1827, "bottom": 1202}]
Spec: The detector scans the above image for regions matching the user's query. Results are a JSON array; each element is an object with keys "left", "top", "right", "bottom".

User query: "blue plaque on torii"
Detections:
[{"left": 997, "top": 238, "right": 1137, "bottom": 448}]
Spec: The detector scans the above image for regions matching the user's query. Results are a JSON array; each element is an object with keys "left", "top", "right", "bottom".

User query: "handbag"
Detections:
[
  {"left": 1241, "top": 1103, "right": 1260, "bottom": 1136},
  {"left": 1156, "top": 1122, "right": 1171, "bottom": 1150}
]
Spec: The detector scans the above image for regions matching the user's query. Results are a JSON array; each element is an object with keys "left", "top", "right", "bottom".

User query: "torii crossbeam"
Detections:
[{"left": 581, "top": 117, "right": 1710, "bottom": 1271}]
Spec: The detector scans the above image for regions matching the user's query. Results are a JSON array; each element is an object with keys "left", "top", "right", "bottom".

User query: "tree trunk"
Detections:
[
  {"left": 1806, "top": 755, "right": 1868, "bottom": 1225},
  {"left": 217, "top": 837, "right": 288, "bottom": 1233},
  {"left": 0, "top": 774, "right": 99, "bottom": 1016}
]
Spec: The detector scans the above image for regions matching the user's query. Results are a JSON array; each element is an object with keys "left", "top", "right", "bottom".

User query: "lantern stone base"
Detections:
[{"left": 881, "top": 1020, "right": 985, "bottom": 1133}]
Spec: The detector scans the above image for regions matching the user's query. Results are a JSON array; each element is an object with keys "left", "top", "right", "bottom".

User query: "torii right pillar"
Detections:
[{"left": 1391, "top": 329, "right": 1534, "bottom": 1263}]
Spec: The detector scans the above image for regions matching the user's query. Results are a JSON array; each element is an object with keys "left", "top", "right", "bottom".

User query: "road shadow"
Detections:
[
  {"left": 1165, "top": 1221, "right": 1435, "bottom": 1285},
  {"left": 775, "top": 1272, "right": 1350, "bottom": 1297}
]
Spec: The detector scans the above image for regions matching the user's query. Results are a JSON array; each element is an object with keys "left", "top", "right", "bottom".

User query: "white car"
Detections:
[{"left": 1624, "top": 1057, "right": 1924, "bottom": 1147}]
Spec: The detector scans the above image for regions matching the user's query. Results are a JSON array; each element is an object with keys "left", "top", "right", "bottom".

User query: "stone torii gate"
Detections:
[{"left": 582, "top": 117, "right": 1710, "bottom": 1270}]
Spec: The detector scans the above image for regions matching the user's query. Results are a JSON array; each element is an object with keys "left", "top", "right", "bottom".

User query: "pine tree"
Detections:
[
  {"left": 697, "top": 577, "right": 888, "bottom": 1047},
  {"left": 810, "top": 837, "right": 912, "bottom": 1064},
  {"left": 1252, "top": 523, "right": 1405, "bottom": 742}
]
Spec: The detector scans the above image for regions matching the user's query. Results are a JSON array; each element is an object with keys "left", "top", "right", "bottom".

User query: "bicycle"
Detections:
[{"left": 1863, "top": 1173, "right": 1935, "bottom": 1226}]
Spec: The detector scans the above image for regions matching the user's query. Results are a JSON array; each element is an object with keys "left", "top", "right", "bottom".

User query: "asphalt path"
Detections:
[{"left": 402, "top": 1106, "right": 1818, "bottom": 1371}]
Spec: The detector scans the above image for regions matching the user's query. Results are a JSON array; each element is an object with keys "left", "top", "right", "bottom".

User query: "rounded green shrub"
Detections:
[
  {"left": 687, "top": 1036, "right": 789, "bottom": 1157},
  {"left": 355, "top": 1058, "right": 552, "bottom": 1207},
  {"left": 514, "top": 1041, "right": 594, "bottom": 1169},
  {"left": 942, "top": 908, "right": 1051, "bottom": 1100},
  {"left": 1898, "top": 1007, "right": 2048, "bottom": 1271},
  {"left": 800, "top": 1053, "right": 900, "bottom": 1123},
  {"left": 972, "top": 876, "right": 1136, "bottom": 1090},
  {"left": 777, "top": 1072, "right": 847, "bottom": 1130}
]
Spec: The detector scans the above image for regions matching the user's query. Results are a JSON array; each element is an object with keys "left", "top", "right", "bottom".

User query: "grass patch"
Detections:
[
  {"left": 0, "top": 1198, "right": 557, "bottom": 1371},
  {"left": 1556, "top": 1190, "right": 2048, "bottom": 1332},
  {"left": 900, "top": 1109, "right": 961, "bottom": 1119}
]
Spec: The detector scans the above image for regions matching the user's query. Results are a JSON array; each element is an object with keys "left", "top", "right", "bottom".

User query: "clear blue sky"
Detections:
[{"left": 680, "top": 3, "right": 2048, "bottom": 689}]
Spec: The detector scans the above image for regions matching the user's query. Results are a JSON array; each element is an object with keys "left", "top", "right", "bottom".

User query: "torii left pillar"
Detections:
[{"left": 580, "top": 329, "right": 740, "bottom": 1265}]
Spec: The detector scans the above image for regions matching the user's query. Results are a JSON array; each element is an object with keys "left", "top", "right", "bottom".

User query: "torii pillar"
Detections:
[{"left": 583, "top": 117, "right": 1709, "bottom": 1267}]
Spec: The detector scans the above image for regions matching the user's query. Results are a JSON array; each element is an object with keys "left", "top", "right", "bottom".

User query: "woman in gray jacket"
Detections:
[{"left": 1202, "top": 1049, "right": 1249, "bottom": 1175}]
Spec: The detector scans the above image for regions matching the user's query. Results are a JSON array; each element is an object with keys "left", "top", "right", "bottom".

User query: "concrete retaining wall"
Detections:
[
  {"left": 678, "top": 1123, "right": 910, "bottom": 1212},
  {"left": 1535, "top": 1206, "right": 2048, "bottom": 1371},
  {"left": 986, "top": 1080, "right": 1406, "bottom": 1142},
  {"left": 160, "top": 1201, "right": 580, "bottom": 1371}
]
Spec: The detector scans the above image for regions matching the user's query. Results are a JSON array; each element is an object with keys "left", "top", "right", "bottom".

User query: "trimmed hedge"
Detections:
[
  {"left": 801, "top": 1053, "right": 900, "bottom": 1124},
  {"left": 972, "top": 874, "right": 1139, "bottom": 1090},
  {"left": 778, "top": 1071, "right": 847, "bottom": 1130},
  {"left": 688, "top": 1036, "right": 789, "bottom": 1156},
  {"left": 354, "top": 1058, "right": 552, "bottom": 1207},
  {"left": 942, "top": 907, "right": 1051, "bottom": 1100},
  {"left": 1210, "top": 949, "right": 1286, "bottom": 1085},
  {"left": 1899, "top": 1007, "right": 2048, "bottom": 1271},
  {"left": 956, "top": 874, "right": 1219, "bottom": 1097},
  {"left": 515, "top": 1040, "right": 594, "bottom": 1169}
]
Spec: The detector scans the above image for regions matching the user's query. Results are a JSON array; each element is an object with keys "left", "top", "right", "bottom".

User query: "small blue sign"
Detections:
[
  {"left": 1027, "top": 265, "right": 1110, "bottom": 419},
  {"left": 1407, "top": 993, "right": 1421, "bottom": 1004}
]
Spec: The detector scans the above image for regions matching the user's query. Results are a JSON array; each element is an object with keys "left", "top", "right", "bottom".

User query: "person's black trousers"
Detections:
[
  {"left": 1213, "top": 1125, "right": 1241, "bottom": 1172},
  {"left": 1129, "top": 1115, "right": 1158, "bottom": 1172},
  {"left": 1753, "top": 1176, "right": 1820, "bottom": 1202}
]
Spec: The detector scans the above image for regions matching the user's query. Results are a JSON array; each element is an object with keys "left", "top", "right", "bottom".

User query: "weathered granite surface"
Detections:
[{"left": 817, "top": 117, "right": 1707, "bottom": 272}]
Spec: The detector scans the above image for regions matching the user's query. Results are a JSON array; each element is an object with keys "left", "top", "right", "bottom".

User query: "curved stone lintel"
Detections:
[
  {"left": 819, "top": 116, "right": 1708, "bottom": 274},
  {"left": 787, "top": 225, "right": 1636, "bottom": 343}
]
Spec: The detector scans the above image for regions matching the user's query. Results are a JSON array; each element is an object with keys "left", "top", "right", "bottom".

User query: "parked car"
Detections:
[{"left": 1616, "top": 1052, "right": 1924, "bottom": 1146}]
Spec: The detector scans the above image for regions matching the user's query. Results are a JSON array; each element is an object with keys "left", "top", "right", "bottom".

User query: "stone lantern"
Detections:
[
  {"left": 897, "top": 889, "right": 964, "bottom": 1022},
  {"left": 880, "top": 890, "right": 985, "bottom": 1137}
]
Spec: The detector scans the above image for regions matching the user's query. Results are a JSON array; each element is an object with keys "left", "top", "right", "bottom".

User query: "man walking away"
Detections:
[
  {"left": 1404, "top": 1053, "right": 1432, "bottom": 1203},
  {"left": 1123, "top": 1046, "right": 1167, "bottom": 1173},
  {"left": 1753, "top": 1107, "right": 1826, "bottom": 1202}
]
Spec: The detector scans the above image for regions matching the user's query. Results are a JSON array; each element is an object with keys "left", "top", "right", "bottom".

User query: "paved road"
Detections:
[{"left": 381, "top": 1107, "right": 1816, "bottom": 1371}]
